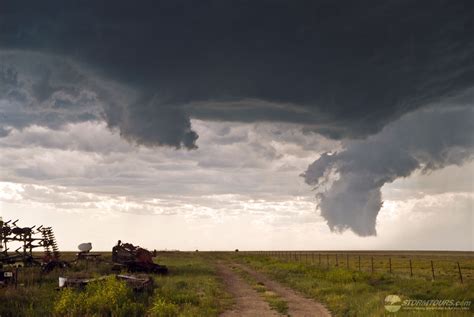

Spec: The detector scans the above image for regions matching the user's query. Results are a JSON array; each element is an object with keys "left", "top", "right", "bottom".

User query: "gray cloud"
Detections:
[
  {"left": 1, "top": 1, "right": 473, "bottom": 148},
  {"left": 0, "top": 52, "right": 103, "bottom": 130},
  {"left": 103, "top": 95, "right": 198, "bottom": 149},
  {"left": 0, "top": 51, "right": 199, "bottom": 149},
  {"left": 0, "top": 120, "right": 335, "bottom": 199},
  {"left": 1, "top": 2, "right": 474, "bottom": 239},
  {"left": 302, "top": 106, "right": 474, "bottom": 236}
]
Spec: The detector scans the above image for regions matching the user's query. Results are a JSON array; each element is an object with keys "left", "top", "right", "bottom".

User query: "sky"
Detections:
[{"left": 0, "top": 1, "right": 473, "bottom": 251}]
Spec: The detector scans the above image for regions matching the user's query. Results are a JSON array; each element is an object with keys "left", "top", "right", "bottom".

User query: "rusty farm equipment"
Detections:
[
  {"left": 112, "top": 240, "right": 168, "bottom": 274},
  {"left": 0, "top": 218, "right": 68, "bottom": 272}
]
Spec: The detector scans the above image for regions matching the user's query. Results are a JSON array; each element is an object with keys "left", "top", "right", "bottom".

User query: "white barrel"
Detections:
[{"left": 59, "top": 277, "right": 68, "bottom": 288}]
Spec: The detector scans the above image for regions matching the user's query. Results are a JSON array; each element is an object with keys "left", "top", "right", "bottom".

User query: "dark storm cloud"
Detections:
[
  {"left": 1, "top": 0, "right": 474, "bottom": 148},
  {"left": 102, "top": 94, "right": 199, "bottom": 149},
  {"left": 0, "top": 54, "right": 102, "bottom": 129},
  {"left": 302, "top": 105, "right": 474, "bottom": 236},
  {"left": 0, "top": 51, "right": 202, "bottom": 149}
]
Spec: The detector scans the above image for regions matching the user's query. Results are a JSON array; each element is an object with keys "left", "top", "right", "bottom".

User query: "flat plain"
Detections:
[{"left": 0, "top": 250, "right": 473, "bottom": 316}]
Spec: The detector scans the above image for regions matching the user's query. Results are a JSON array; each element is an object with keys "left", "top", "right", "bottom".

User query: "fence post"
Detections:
[
  {"left": 336, "top": 254, "right": 339, "bottom": 267},
  {"left": 389, "top": 257, "right": 392, "bottom": 274},
  {"left": 312, "top": 253, "right": 315, "bottom": 264},
  {"left": 346, "top": 254, "right": 349, "bottom": 270},
  {"left": 457, "top": 262, "right": 463, "bottom": 284},
  {"left": 326, "top": 254, "right": 329, "bottom": 268},
  {"left": 358, "top": 255, "right": 361, "bottom": 271},
  {"left": 409, "top": 259, "right": 413, "bottom": 277},
  {"left": 431, "top": 260, "right": 435, "bottom": 280},
  {"left": 371, "top": 257, "right": 374, "bottom": 274},
  {"left": 319, "top": 253, "right": 321, "bottom": 266}
]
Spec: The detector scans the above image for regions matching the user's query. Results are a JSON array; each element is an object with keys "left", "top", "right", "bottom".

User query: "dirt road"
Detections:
[
  {"left": 217, "top": 262, "right": 279, "bottom": 317},
  {"left": 234, "top": 262, "right": 332, "bottom": 317},
  {"left": 217, "top": 261, "right": 332, "bottom": 317}
]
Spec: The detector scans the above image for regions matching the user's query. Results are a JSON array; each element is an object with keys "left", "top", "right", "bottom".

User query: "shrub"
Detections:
[
  {"left": 54, "top": 276, "right": 146, "bottom": 316},
  {"left": 148, "top": 297, "right": 179, "bottom": 317}
]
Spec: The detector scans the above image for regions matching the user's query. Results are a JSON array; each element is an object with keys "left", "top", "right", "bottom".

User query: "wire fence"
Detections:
[{"left": 239, "top": 251, "right": 474, "bottom": 283}]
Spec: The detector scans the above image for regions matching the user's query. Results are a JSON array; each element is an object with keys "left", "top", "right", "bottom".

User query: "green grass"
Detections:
[
  {"left": 1, "top": 251, "right": 472, "bottom": 316},
  {"left": 265, "top": 291, "right": 289, "bottom": 315},
  {"left": 148, "top": 252, "right": 232, "bottom": 316},
  {"left": 233, "top": 254, "right": 474, "bottom": 317},
  {"left": 257, "top": 251, "right": 474, "bottom": 282},
  {"left": 0, "top": 265, "right": 71, "bottom": 317},
  {"left": 0, "top": 252, "right": 231, "bottom": 317},
  {"left": 54, "top": 276, "right": 148, "bottom": 316},
  {"left": 0, "top": 282, "right": 59, "bottom": 317}
]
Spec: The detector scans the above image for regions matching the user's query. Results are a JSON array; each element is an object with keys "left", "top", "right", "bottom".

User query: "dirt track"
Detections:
[
  {"left": 217, "top": 262, "right": 279, "bottom": 317},
  {"left": 217, "top": 261, "right": 332, "bottom": 317}
]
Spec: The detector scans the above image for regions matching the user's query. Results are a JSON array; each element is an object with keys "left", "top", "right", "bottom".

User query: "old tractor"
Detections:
[{"left": 112, "top": 240, "right": 168, "bottom": 274}]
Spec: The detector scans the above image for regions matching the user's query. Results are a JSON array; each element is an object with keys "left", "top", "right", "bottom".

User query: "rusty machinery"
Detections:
[
  {"left": 112, "top": 240, "right": 168, "bottom": 274},
  {"left": 0, "top": 218, "right": 68, "bottom": 273}
]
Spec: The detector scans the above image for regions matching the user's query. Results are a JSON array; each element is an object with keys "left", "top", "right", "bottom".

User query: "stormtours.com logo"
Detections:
[{"left": 384, "top": 295, "right": 471, "bottom": 312}]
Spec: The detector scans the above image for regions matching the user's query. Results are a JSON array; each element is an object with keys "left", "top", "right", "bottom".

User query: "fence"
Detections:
[{"left": 239, "top": 251, "right": 473, "bottom": 283}]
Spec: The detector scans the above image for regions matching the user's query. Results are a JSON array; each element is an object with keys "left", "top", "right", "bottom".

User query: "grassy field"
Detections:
[
  {"left": 0, "top": 252, "right": 232, "bottom": 317},
  {"left": 232, "top": 252, "right": 474, "bottom": 316},
  {"left": 0, "top": 251, "right": 472, "bottom": 316},
  {"left": 148, "top": 252, "right": 233, "bottom": 316},
  {"left": 246, "top": 251, "right": 474, "bottom": 282}
]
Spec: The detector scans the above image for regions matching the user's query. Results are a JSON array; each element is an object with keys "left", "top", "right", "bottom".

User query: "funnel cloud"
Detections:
[{"left": 303, "top": 105, "right": 474, "bottom": 236}]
